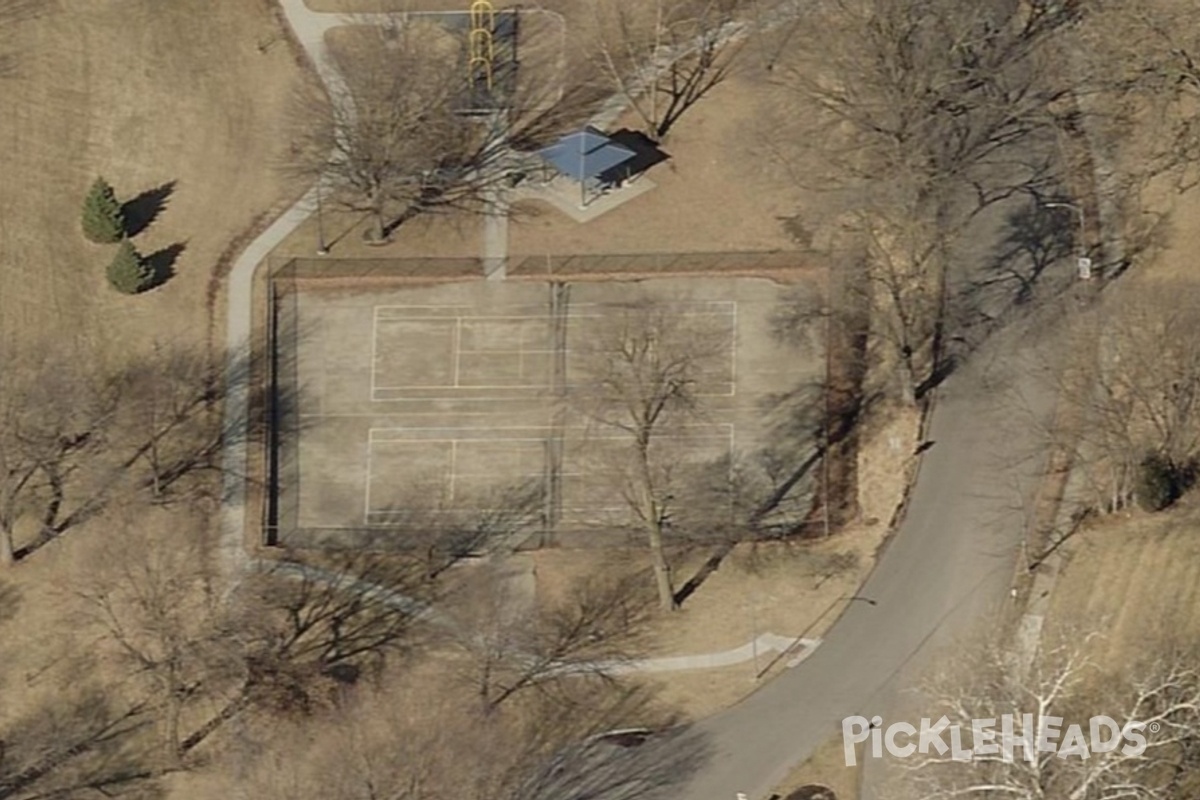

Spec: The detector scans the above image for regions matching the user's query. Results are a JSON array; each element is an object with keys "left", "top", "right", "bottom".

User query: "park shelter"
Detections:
[{"left": 536, "top": 127, "right": 638, "bottom": 208}]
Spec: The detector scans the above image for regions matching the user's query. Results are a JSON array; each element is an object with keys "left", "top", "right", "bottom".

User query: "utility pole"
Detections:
[
  {"left": 750, "top": 589, "right": 760, "bottom": 677},
  {"left": 315, "top": 177, "right": 329, "bottom": 255}
]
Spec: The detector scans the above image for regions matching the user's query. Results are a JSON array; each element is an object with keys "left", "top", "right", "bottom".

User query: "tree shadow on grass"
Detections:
[
  {"left": 122, "top": 180, "right": 176, "bottom": 238},
  {"left": 144, "top": 242, "right": 186, "bottom": 290},
  {"left": 0, "top": 580, "right": 21, "bottom": 625}
]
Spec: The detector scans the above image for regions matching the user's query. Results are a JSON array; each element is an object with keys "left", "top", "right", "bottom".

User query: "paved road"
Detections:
[{"left": 666, "top": 313, "right": 1058, "bottom": 800}]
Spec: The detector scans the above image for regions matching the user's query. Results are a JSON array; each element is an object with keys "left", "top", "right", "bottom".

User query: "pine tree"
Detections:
[
  {"left": 81, "top": 177, "right": 125, "bottom": 244},
  {"left": 107, "top": 239, "right": 153, "bottom": 294}
]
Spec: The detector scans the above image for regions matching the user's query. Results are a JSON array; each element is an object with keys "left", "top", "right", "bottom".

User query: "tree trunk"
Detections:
[
  {"left": 369, "top": 208, "right": 386, "bottom": 243},
  {"left": 898, "top": 352, "right": 918, "bottom": 408},
  {"left": 164, "top": 692, "right": 183, "bottom": 769},
  {"left": 0, "top": 525, "right": 13, "bottom": 567},
  {"left": 633, "top": 438, "right": 677, "bottom": 611},
  {"left": 646, "top": 520, "right": 677, "bottom": 611}
]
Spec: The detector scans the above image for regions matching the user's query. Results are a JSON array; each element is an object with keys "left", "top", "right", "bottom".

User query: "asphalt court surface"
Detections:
[
  {"left": 282, "top": 278, "right": 819, "bottom": 534},
  {"left": 369, "top": 301, "right": 736, "bottom": 401}
]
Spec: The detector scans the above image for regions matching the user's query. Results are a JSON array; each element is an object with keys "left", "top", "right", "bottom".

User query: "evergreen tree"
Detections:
[
  {"left": 81, "top": 177, "right": 125, "bottom": 243},
  {"left": 1135, "top": 452, "right": 1180, "bottom": 512},
  {"left": 107, "top": 239, "right": 153, "bottom": 294}
]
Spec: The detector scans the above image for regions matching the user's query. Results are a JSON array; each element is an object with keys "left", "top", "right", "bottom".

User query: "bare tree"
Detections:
[
  {"left": 283, "top": 21, "right": 509, "bottom": 242},
  {"left": 223, "top": 550, "right": 436, "bottom": 720},
  {"left": 0, "top": 350, "right": 119, "bottom": 566},
  {"left": 854, "top": 201, "right": 949, "bottom": 406},
  {"left": 109, "top": 345, "right": 224, "bottom": 505},
  {"left": 766, "top": 0, "right": 1083, "bottom": 403},
  {"left": 592, "top": 0, "right": 743, "bottom": 140},
  {"left": 446, "top": 565, "right": 650, "bottom": 712},
  {"left": 234, "top": 674, "right": 702, "bottom": 800},
  {"left": 901, "top": 633, "right": 1200, "bottom": 800},
  {"left": 75, "top": 513, "right": 233, "bottom": 767},
  {"left": 72, "top": 531, "right": 439, "bottom": 766},
  {"left": 365, "top": 478, "right": 545, "bottom": 579},
  {"left": 0, "top": 581, "right": 165, "bottom": 800},
  {"left": 1077, "top": 0, "right": 1200, "bottom": 193},
  {"left": 569, "top": 299, "right": 732, "bottom": 610},
  {"left": 0, "top": 344, "right": 274, "bottom": 566},
  {"left": 770, "top": 0, "right": 1075, "bottom": 202},
  {"left": 1025, "top": 283, "right": 1200, "bottom": 516},
  {"left": 0, "top": 689, "right": 159, "bottom": 800}
]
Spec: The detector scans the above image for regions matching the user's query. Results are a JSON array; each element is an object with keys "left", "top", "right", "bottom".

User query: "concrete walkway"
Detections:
[
  {"left": 219, "top": 0, "right": 492, "bottom": 576},
  {"left": 218, "top": 186, "right": 318, "bottom": 580},
  {"left": 617, "top": 635, "right": 820, "bottom": 675},
  {"left": 255, "top": 556, "right": 821, "bottom": 674}
]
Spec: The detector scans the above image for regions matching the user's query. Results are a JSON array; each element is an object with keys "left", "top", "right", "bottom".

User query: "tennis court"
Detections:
[{"left": 271, "top": 276, "right": 821, "bottom": 546}]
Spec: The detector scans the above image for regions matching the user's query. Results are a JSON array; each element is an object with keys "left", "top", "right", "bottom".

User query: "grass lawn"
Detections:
[
  {"left": 1045, "top": 498, "right": 1200, "bottom": 663},
  {"left": 0, "top": 0, "right": 301, "bottom": 358},
  {"left": 770, "top": 732, "right": 860, "bottom": 800},
  {"left": 0, "top": 3, "right": 302, "bottom": 798}
]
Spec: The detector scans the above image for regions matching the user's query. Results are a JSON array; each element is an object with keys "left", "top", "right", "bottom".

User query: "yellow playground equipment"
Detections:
[{"left": 468, "top": 0, "right": 496, "bottom": 91}]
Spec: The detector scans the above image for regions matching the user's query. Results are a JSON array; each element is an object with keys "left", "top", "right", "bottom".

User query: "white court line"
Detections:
[
  {"left": 370, "top": 306, "right": 379, "bottom": 400},
  {"left": 364, "top": 505, "right": 634, "bottom": 520},
  {"left": 368, "top": 307, "right": 738, "bottom": 397},
  {"left": 302, "top": 411, "right": 531, "bottom": 417},
  {"left": 373, "top": 301, "right": 736, "bottom": 313},
  {"left": 730, "top": 300, "right": 739, "bottom": 396},
  {"left": 363, "top": 435, "right": 375, "bottom": 521},
  {"left": 456, "top": 348, "right": 557, "bottom": 355},
  {"left": 367, "top": 422, "right": 733, "bottom": 436},
  {"left": 449, "top": 441, "right": 458, "bottom": 501},
  {"left": 370, "top": 385, "right": 736, "bottom": 401},
  {"left": 373, "top": 311, "right": 736, "bottom": 323},
  {"left": 453, "top": 316, "right": 462, "bottom": 388},
  {"left": 369, "top": 437, "right": 733, "bottom": 445}
]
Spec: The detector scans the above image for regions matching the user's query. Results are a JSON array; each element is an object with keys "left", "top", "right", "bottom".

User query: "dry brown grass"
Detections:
[
  {"left": 1037, "top": 152, "right": 1200, "bottom": 661},
  {"left": 771, "top": 732, "right": 860, "bottom": 800},
  {"left": 508, "top": 71, "right": 802, "bottom": 257},
  {"left": 0, "top": 0, "right": 301, "bottom": 662},
  {"left": 1133, "top": 181, "right": 1200, "bottom": 285},
  {"left": 0, "top": 3, "right": 302, "bottom": 798},
  {"left": 0, "top": 0, "right": 300, "bottom": 357},
  {"left": 1045, "top": 498, "right": 1200, "bottom": 664}
]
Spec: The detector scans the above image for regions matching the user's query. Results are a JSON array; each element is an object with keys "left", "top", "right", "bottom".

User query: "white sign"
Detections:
[
  {"left": 842, "top": 714, "right": 1151, "bottom": 766},
  {"left": 1077, "top": 257, "right": 1093, "bottom": 280}
]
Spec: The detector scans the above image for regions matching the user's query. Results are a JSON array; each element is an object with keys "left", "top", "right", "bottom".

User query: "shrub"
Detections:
[
  {"left": 106, "top": 239, "right": 153, "bottom": 294},
  {"left": 81, "top": 177, "right": 125, "bottom": 244},
  {"left": 1134, "top": 452, "right": 1179, "bottom": 512}
]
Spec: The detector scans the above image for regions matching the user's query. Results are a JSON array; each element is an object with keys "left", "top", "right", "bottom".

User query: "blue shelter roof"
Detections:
[{"left": 537, "top": 127, "right": 637, "bottom": 182}]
